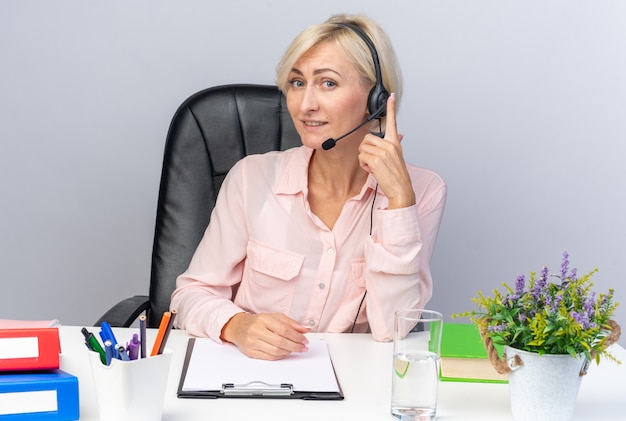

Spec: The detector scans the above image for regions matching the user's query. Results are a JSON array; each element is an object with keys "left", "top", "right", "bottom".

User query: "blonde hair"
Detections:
[{"left": 275, "top": 14, "right": 403, "bottom": 126}]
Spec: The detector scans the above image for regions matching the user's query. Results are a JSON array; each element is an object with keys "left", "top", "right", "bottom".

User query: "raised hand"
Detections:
[{"left": 358, "top": 93, "right": 416, "bottom": 209}]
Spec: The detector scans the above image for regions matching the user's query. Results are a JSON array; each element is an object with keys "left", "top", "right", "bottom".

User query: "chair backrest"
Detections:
[{"left": 147, "top": 84, "right": 300, "bottom": 327}]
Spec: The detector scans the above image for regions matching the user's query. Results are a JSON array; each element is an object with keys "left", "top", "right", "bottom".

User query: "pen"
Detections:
[
  {"left": 117, "top": 344, "right": 130, "bottom": 361},
  {"left": 150, "top": 311, "right": 172, "bottom": 356},
  {"left": 100, "top": 321, "right": 119, "bottom": 359},
  {"left": 139, "top": 314, "right": 147, "bottom": 358},
  {"left": 156, "top": 309, "right": 176, "bottom": 355},
  {"left": 104, "top": 340, "right": 114, "bottom": 366},
  {"left": 81, "top": 327, "right": 107, "bottom": 365},
  {"left": 127, "top": 333, "right": 140, "bottom": 360}
]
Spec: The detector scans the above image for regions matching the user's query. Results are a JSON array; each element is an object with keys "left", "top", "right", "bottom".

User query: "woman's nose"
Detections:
[{"left": 300, "top": 86, "right": 319, "bottom": 112}]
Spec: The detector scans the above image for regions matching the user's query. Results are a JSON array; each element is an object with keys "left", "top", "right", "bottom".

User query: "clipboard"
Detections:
[{"left": 177, "top": 337, "right": 344, "bottom": 400}]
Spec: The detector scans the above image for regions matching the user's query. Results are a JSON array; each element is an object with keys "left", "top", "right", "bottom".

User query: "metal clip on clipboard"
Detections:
[{"left": 221, "top": 381, "right": 294, "bottom": 397}]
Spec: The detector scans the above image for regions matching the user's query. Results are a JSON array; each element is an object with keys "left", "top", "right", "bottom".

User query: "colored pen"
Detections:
[
  {"left": 151, "top": 311, "right": 172, "bottom": 356},
  {"left": 127, "top": 334, "right": 140, "bottom": 360},
  {"left": 139, "top": 314, "right": 147, "bottom": 359},
  {"left": 99, "top": 321, "right": 119, "bottom": 359},
  {"left": 117, "top": 344, "right": 130, "bottom": 361},
  {"left": 156, "top": 309, "right": 176, "bottom": 355},
  {"left": 104, "top": 340, "right": 114, "bottom": 366},
  {"left": 81, "top": 327, "right": 107, "bottom": 365}
]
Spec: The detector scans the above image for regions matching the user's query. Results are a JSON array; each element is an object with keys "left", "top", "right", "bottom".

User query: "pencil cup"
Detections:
[
  {"left": 87, "top": 349, "right": 172, "bottom": 421},
  {"left": 391, "top": 309, "right": 443, "bottom": 421}
]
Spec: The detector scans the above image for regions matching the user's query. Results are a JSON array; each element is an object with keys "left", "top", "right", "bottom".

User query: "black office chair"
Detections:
[{"left": 96, "top": 84, "right": 301, "bottom": 328}]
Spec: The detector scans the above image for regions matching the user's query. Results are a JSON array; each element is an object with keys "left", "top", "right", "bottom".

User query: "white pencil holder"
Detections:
[{"left": 87, "top": 349, "right": 172, "bottom": 421}]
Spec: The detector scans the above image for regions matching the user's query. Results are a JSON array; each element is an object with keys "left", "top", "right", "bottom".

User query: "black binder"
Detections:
[{"left": 177, "top": 338, "right": 344, "bottom": 400}]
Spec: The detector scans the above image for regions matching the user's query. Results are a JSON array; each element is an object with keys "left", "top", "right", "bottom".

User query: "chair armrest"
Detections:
[{"left": 94, "top": 295, "right": 150, "bottom": 327}]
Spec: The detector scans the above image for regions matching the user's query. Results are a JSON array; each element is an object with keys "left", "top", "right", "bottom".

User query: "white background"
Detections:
[{"left": 1, "top": 1, "right": 624, "bottom": 345}]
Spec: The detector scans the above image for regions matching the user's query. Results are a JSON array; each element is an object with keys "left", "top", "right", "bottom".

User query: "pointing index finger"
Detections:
[{"left": 384, "top": 92, "right": 398, "bottom": 140}]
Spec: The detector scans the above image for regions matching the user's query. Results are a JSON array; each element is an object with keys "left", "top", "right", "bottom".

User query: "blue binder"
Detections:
[{"left": 0, "top": 370, "right": 79, "bottom": 420}]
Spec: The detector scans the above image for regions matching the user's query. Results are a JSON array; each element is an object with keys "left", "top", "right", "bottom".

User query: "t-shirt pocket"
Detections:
[{"left": 236, "top": 238, "right": 305, "bottom": 313}]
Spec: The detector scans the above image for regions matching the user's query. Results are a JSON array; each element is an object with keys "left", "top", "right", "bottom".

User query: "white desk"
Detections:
[{"left": 58, "top": 326, "right": 626, "bottom": 420}]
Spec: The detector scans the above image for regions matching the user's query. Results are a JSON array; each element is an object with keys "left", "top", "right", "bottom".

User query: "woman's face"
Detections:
[{"left": 286, "top": 41, "right": 370, "bottom": 150}]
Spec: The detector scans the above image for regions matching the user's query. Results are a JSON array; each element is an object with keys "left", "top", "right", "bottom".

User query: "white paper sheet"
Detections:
[{"left": 181, "top": 338, "right": 340, "bottom": 393}]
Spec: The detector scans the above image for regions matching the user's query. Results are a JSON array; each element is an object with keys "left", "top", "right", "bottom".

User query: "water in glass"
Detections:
[{"left": 391, "top": 350, "right": 440, "bottom": 421}]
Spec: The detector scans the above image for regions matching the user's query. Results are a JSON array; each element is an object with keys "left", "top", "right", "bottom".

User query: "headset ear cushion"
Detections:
[{"left": 368, "top": 84, "right": 389, "bottom": 117}]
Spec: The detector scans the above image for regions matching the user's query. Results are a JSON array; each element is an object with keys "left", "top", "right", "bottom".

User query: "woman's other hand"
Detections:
[{"left": 220, "top": 312, "right": 310, "bottom": 360}]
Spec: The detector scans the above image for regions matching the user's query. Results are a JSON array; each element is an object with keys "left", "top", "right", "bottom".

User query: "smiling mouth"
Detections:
[{"left": 303, "top": 121, "right": 327, "bottom": 128}]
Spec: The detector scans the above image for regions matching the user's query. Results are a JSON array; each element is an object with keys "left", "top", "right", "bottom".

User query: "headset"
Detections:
[
  {"left": 338, "top": 22, "right": 390, "bottom": 118},
  {"left": 321, "top": 22, "right": 390, "bottom": 151}
]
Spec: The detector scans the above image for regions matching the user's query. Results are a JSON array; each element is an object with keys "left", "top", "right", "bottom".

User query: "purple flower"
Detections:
[
  {"left": 507, "top": 274, "right": 526, "bottom": 302},
  {"left": 570, "top": 306, "right": 597, "bottom": 330},
  {"left": 568, "top": 268, "right": 577, "bottom": 280},
  {"left": 515, "top": 275, "right": 525, "bottom": 296},
  {"left": 545, "top": 294, "right": 553, "bottom": 309},
  {"left": 532, "top": 267, "right": 549, "bottom": 301},
  {"left": 552, "top": 293, "right": 563, "bottom": 313},
  {"left": 561, "top": 251, "right": 570, "bottom": 279},
  {"left": 583, "top": 293, "right": 596, "bottom": 320},
  {"left": 488, "top": 324, "right": 507, "bottom": 333},
  {"left": 570, "top": 310, "right": 586, "bottom": 326}
]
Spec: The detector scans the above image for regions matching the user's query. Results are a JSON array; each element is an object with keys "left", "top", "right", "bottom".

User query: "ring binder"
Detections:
[{"left": 222, "top": 381, "right": 294, "bottom": 396}]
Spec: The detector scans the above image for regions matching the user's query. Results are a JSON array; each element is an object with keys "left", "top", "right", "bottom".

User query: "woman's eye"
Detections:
[
  {"left": 289, "top": 79, "right": 304, "bottom": 88},
  {"left": 323, "top": 80, "right": 336, "bottom": 88}
]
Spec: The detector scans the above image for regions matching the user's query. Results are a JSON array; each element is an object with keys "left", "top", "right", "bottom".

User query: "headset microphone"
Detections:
[{"left": 321, "top": 102, "right": 386, "bottom": 150}]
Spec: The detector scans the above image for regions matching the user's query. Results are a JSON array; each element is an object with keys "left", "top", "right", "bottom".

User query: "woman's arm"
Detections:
[{"left": 363, "top": 168, "right": 447, "bottom": 341}]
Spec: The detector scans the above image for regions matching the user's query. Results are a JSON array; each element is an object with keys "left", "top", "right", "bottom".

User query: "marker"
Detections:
[
  {"left": 127, "top": 334, "right": 140, "bottom": 360},
  {"left": 100, "top": 321, "right": 119, "bottom": 359},
  {"left": 139, "top": 315, "right": 147, "bottom": 359},
  {"left": 81, "top": 327, "right": 107, "bottom": 365},
  {"left": 117, "top": 344, "right": 130, "bottom": 361},
  {"left": 104, "top": 340, "right": 114, "bottom": 366}
]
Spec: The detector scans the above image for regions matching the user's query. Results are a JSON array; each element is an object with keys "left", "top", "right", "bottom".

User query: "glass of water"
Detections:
[{"left": 391, "top": 309, "right": 443, "bottom": 421}]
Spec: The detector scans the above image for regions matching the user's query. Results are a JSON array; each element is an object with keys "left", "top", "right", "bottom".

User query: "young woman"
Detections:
[{"left": 171, "top": 14, "right": 447, "bottom": 360}]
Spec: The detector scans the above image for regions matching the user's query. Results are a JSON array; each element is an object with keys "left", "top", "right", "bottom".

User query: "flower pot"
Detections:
[{"left": 505, "top": 346, "right": 589, "bottom": 421}]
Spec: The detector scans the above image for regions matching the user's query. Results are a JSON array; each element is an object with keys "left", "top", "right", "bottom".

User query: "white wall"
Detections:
[{"left": 1, "top": 1, "right": 624, "bottom": 345}]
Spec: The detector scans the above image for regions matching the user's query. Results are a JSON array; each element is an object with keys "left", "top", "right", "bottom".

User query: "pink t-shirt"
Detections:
[{"left": 171, "top": 146, "right": 447, "bottom": 342}]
